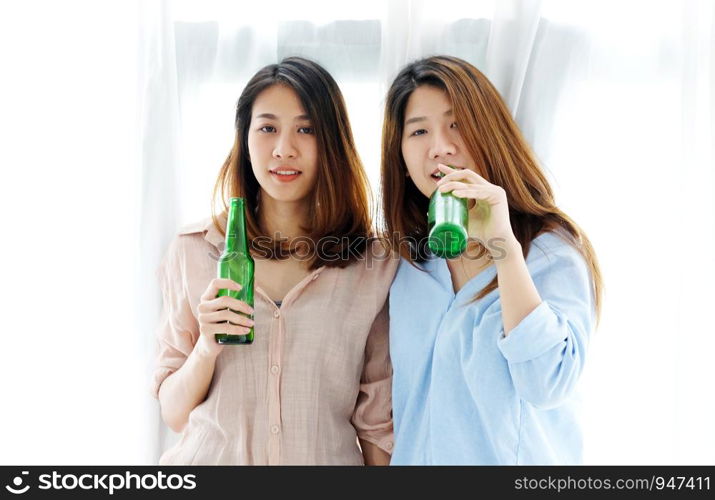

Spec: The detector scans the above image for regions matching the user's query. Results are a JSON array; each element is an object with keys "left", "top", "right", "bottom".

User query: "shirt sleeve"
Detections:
[
  {"left": 150, "top": 236, "right": 200, "bottom": 399},
  {"left": 496, "top": 243, "right": 596, "bottom": 410},
  {"left": 351, "top": 299, "right": 395, "bottom": 455}
]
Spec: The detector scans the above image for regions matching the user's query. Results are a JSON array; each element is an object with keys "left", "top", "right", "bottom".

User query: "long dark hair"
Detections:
[
  {"left": 381, "top": 55, "right": 602, "bottom": 324},
  {"left": 212, "top": 57, "right": 372, "bottom": 269}
]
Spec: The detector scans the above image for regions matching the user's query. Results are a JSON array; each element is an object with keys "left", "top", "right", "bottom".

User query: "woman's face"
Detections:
[
  {"left": 400, "top": 85, "right": 477, "bottom": 198},
  {"left": 247, "top": 84, "right": 319, "bottom": 204}
]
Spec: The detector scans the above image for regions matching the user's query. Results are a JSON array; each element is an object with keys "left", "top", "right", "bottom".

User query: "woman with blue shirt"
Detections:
[{"left": 380, "top": 55, "right": 604, "bottom": 465}]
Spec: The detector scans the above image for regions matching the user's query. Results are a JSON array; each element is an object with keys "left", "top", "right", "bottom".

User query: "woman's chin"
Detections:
[{"left": 260, "top": 187, "right": 312, "bottom": 205}]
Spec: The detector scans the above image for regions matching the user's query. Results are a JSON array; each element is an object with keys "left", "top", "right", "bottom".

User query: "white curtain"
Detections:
[
  {"left": 1, "top": 0, "right": 710, "bottom": 465},
  {"left": 0, "top": 0, "right": 145, "bottom": 464}
]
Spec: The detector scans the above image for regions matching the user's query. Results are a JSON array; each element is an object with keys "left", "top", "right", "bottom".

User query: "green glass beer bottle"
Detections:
[
  {"left": 215, "top": 197, "right": 255, "bottom": 344},
  {"left": 428, "top": 173, "right": 469, "bottom": 259}
]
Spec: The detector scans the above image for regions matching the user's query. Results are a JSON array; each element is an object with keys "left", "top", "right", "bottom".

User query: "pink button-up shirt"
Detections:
[{"left": 151, "top": 216, "right": 397, "bottom": 465}]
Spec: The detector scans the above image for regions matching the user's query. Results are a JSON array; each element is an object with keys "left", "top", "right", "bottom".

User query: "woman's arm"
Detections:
[
  {"left": 435, "top": 164, "right": 544, "bottom": 334},
  {"left": 494, "top": 236, "right": 543, "bottom": 336},
  {"left": 153, "top": 248, "right": 252, "bottom": 433},
  {"left": 351, "top": 300, "right": 396, "bottom": 463},
  {"left": 436, "top": 165, "right": 595, "bottom": 408},
  {"left": 495, "top": 241, "right": 596, "bottom": 409},
  {"left": 360, "top": 439, "right": 391, "bottom": 466},
  {"left": 158, "top": 337, "right": 220, "bottom": 433}
]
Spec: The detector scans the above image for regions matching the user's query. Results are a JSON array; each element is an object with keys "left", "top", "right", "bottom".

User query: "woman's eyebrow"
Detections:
[
  {"left": 405, "top": 116, "right": 427, "bottom": 126},
  {"left": 405, "top": 109, "right": 453, "bottom": 125},
  {"left": 254, "top": 113, "right": 311, "bottom": 121}
]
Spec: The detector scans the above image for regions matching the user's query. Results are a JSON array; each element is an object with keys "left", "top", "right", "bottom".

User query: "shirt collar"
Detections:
[
  {"left": 427, "top": 256, "right": 497, "bottom": 301},
  {"left": 204, "top": 213, "right": 226, "bottom": 250},
  {"left": 178, "top": 213, "right": 226, "bottom": 251}
]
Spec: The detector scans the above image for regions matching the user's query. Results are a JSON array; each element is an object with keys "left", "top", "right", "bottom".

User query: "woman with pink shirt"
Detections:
[{"left": 151, "top": 57, "right": 396, "bottom": 465}]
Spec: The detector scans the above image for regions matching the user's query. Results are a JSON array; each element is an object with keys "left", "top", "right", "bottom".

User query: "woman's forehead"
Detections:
[
  {"left": 252, "top": 84, "right": 308, "bottom": 118},
  {"left": 404, "top": 86, "right": 452, "bottom": 121}
]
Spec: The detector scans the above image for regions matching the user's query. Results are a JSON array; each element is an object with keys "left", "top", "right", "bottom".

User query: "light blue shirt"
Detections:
[{"left": 389, "top": 231, "right": 596, "bottom": 465}]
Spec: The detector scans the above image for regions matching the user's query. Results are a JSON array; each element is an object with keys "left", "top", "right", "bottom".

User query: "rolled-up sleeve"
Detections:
[
  {"left": 351, "top": 299, "right": 394, "bottom": 454},
  {"left": 496, "top": 247, "right": 596, "bottom": 410},
  {"left": 150, "top": 236, "right": 200, "bottom": 399}
]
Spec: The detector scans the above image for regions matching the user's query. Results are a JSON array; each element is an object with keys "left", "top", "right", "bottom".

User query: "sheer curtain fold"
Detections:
[
  {"left": 484, "top": 0, "right": 543, "bottom": 114},
  {"left": 138, "top": 0, "right": 714, "bottom": 464},
  {"left": 138, "top": 0, "right": 184, "bottom": 463}
]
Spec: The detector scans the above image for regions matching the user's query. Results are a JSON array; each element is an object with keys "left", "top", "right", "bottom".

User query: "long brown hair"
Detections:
[
  {"left": 380, "top": 55, "right": 603, "bottom": 325},
  {"left": 212, "top": 57, "right": 372, "bottom": 269}
]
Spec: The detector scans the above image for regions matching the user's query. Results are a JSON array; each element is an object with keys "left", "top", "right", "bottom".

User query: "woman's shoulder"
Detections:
[
  {"left": 162, "top": 217, "right": 222, "bottom": 266},
  {"left": 177, "top": 217, "right": 213, "bottom": 237},
  {"left": 525, "top": 229, "right": 590, "bottom": 277},
  {"left": 179, "top": 215, "right": 224, "bottom": 246}
]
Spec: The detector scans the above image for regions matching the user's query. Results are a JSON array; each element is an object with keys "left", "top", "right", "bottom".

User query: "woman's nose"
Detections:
[
  {"left": 428, "top": 130, "right": 456, "bottom": 160},
  {"left": 273, "top": 133, "right": 297, "bottom": 159}
]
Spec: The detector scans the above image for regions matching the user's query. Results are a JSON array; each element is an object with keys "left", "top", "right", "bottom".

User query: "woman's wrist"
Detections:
[{"left": 195, "top": 335, "right": 222, "bottom": 360}]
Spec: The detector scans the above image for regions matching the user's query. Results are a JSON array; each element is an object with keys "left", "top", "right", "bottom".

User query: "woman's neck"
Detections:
[
  {"left": 258, "top": 193, "right": 310, "bottom": 242},
  {"left": 445, "top": 242, "right": 493, "bottom": 293}
]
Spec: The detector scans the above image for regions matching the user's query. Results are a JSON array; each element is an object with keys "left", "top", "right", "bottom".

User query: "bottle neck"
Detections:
[{"left": 225, "top": 199, "right": 249, "bottom": 254}]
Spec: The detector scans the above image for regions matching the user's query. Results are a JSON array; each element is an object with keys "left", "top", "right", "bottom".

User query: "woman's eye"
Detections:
[
  {"left": 450, "top": 122, "right": 458, "bottom": 129},
  {"left": 259, "top": 125, "right": 276, "bottom": 133},
  {"left": 298, "top": 127, "right": 314, "bottom": 134},
  {"left": 410, "top": 129, "right": 427, "bottom": 137}
]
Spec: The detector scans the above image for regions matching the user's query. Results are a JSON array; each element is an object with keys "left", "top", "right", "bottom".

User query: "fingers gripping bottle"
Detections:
[
  {"left": 215, "top": 197, "right": 255, "bottom": 344},
  {"left": 427, "top": 171, "right": 469, "bottom": 259}
]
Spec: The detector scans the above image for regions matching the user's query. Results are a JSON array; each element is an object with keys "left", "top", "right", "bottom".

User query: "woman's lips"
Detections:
[
  {"left": 270, "top": 170, "right": 302, "bottom": 182},
  {"left": 430, "top": 164, "right": 463, "bottom": 181},
  {"left": 430, "top": 172, "right": 445, "bottom": 182}
]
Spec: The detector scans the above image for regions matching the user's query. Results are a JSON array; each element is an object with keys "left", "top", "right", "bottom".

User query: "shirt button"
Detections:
[
  {"left": 270, "top": 365, "right": 280, "bottom": 375},
  {"left": 273, "top": 310, "right": 280, "bottom": 318},
  {"left": 271, "top": 425, "right": 280, "bottom": 435},
  {"left": 385, "top": 442, "right": 394, "bottom": 450}
]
